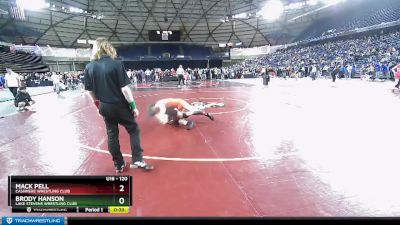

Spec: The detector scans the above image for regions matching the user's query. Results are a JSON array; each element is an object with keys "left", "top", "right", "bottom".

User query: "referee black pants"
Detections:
[
  {"left": 178, "top": 75, "right": 185, "bottom": 85},
  {"left": 99, "top": 101, "right": 144, "bottom": 166},
  {"left": 9, "top": 87, "right": 18, "bottom": 98}
]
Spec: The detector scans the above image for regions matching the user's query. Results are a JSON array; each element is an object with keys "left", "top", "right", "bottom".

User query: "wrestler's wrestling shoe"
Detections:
[
  {"left": 130, "top": 161, "right": 154, "bottom": 171},
  {"left": 115, "top": 161, "right": 126, "bottom": 173},
  {"left": 186, "top": 120, "right": 195, "bottom": 130}
]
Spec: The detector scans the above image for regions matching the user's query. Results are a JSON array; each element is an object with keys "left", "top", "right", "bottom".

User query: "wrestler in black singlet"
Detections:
[{"left": 165, "top": 107, "right": 180, "bottom": 125}]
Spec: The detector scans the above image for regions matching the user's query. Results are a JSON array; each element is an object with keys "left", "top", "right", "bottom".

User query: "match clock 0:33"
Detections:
[{"left": 108, "top": 206, "right": 130, "bottom": 214}]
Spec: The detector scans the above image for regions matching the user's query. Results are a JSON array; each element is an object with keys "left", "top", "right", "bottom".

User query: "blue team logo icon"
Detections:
[{"left": 6, "top": 217, "right": 12, "bottom": 224}]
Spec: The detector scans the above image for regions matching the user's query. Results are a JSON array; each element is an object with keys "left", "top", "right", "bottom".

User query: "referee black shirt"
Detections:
[{"left": 84, "top": 56, "right": 131, "bottom": 104}]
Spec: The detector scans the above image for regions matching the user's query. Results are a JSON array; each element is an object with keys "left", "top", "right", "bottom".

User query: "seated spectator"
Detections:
[{"left": 14, "top": 86, "right": 35, "bottom": 112}]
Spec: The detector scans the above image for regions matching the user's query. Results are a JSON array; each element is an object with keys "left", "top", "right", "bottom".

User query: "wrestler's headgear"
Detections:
[{"left": 148, "top": 104, "right": 158, "bottom": 117}]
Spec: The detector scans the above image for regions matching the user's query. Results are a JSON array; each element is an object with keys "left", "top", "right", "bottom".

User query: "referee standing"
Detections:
[{"left": 84, "top": 38, "right": 154, "bottom": 173}]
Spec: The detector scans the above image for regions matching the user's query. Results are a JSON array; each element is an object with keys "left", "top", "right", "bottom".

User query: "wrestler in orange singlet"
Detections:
[{"left": 148, "top": 98, "right": 214, "bottom": 130}]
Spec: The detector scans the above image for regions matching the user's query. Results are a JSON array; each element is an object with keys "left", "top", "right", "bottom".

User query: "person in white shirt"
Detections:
[
  {"left": 347, "top": 65, "right": 352, "bottom": 79},
  {"left": 145, "top": 69, "right": 151, "bottom": 83},
  {"left": 323, "top": 65, "right": 329, "bottom": 77},
  {"left": 261, "top": 67, "right": 266, "bottom": 77},
  {"left": 51, "top": 72, "right": 61, "bottom": 94},
  {"left": 127, "top": 69, "right": 133, "bottom": 80},
  {"left": 214, "top": 68, "right": 218, "bottom": 79},
  {"left": 176, "top": 65, "right": 185, "bottom": 86},
  {"left": 132, "top": 70, "right": 137, "bottom": 83},
  {"left": 311, "top": 66, "right": 317, "bottom": 80},
  {"left": 4, "top": 68, "right": 20, "bottom": 98}
]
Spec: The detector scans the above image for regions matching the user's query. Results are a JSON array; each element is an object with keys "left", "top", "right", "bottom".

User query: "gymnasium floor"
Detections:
[{"left": 1, "top": 78, "right": 400, "bottom": 217}]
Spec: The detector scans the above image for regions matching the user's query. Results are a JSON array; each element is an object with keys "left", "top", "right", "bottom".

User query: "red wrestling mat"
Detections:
[{"left": 1, "top": 79, "right": 400, "bottom": 217}]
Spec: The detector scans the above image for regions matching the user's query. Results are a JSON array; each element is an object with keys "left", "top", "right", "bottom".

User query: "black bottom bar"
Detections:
[{"left": 67, "top": 217, "right": 400, "bottom": 225}]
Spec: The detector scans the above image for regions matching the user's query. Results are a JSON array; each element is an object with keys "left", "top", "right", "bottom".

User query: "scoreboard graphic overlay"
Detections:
[{"left": 8, "top": 176, "right": 132, "bottom": 214}]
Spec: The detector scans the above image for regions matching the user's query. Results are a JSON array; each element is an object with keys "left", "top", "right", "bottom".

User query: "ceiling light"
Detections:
[
  {"left": 259, "top": 0, "right": 284, "bottom": 21},
  {"left": 16, "top": 0, "right": 48, "bottom": 11}
]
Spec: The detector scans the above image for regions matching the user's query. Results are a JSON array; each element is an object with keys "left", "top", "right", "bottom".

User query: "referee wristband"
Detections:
[
  {"left": 94, "top": 100, "right": 100, "bottom": 109},
  {"left": 130, "top": 101, "right": 137, "bottom": 110}
]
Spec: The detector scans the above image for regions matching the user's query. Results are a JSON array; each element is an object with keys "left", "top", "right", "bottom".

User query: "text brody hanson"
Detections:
[{"left": 15, "top": 196, "right": 64, "bottom": 202}]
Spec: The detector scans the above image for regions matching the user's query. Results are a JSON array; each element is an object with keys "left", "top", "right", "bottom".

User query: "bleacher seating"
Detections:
[
  {"left": 117, "top": 45, "right": 148, "bottom": 60},
  {"left": 150, "top": 44, "right": 180, "bottom": 58},
  {"left": 117, "top": 44, "right": 214, "bottom": 60},
  {"left": 238, "top": 29, "right": 400, "bottom": 78},
  {"left": 297, "top": 0, "right": 400, "bottom": 41},
  {"left": 0, "top": 50, "right": 49, "bottom": 74},
  {"left": 181, "top": 44, "right": 212, "bottom": 59}
]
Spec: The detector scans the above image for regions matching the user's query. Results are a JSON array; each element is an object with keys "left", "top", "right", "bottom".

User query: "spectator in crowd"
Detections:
[
  {"left": 145, "top": 69, "right": 151, "bottom": 83},
  {"left": 347, "top": 64, "right": 353, "bottom": 79},
  {"left": 0, "top": 74, "right": 5, "bottom": 89},
  {"left": 127, "top": 69, "right": 133, "bottom": 81},
  {"left": 4, "top": 68, "right": 20, "bottom": 98},
  {"left": 14, "top": 86, "right": 35, "bottom": 112},
  {"left": 391, "top": 63, "right": 400, "bottom": 89},
  {"left": 176, "top": 65, "right": 185, "bottom": 87},
  {"left": 311, "top": 65, "right": 317, "bottom": 80},
  {"left": 233, "top": 30, "right": 400, "bottom": 81},
  {"left": 51, "top": 72, "right": 61, "bottom": 94},
  {"left": 332, "top": 65, "right": 340, "bottom": 83}
]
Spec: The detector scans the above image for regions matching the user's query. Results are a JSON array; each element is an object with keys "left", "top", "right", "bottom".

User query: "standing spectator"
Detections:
[
  {"left": 176, "top": 65, "right": 185, "bottom": 87},
  {"left": 127, "top": 69, "right": 133, "bottom": 81},
  {"left": 339, "top": 65, "right": 347, "bottom": 79},
  {"left": 391, "top": 63, "right": 400, "bottom": 89},
  {"left": 261, "top": 66, "right": 266, "bottom": 78},
  {"left": 0, "top": 74, "right": 5, "bottom": 89},
  {"left": 311, "top": 65, "right": 317, "bottom": 81},
  {"left": 368, "top": 64, "right": 375, "bottom": 79},
  {"left": 79, "top": 71, "right": 85, "bottom": 92},
  {"left": 322, "top": 65, "right": 329, "bottom": 77},
  {"left": 382, "top": 63, "right": 389, "bottom": 80},
  {"left": 141, "top": 70, "right": 145, "bottom": 83},
  {"left": 347, "top": 64, "right": 352, "bottom": 79},
  {"left": 145, "top": 69, "right": 151, "bottom": 83},
  {"left": 375, "top": 62, "right": 381, "bottom": 80},
  {"left": 4, "top": 68, "right": 20, "bottom": 98},
  {"left": 351, "top": 64, "right": 356, "bottom": 79},
  {"left": 51, "top": 72, "right": 61, "bottom": 94},
  {"left": 154, "top": 69, "right": 160, "bottom": 82},
  {"left": 332, "top": 65, "right": 340, "bottom": 83},
  {"left": 194, "top": 68, "right": 199, "bottom": 80}
]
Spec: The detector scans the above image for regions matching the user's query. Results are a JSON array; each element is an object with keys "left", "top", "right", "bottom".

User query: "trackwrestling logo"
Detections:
[{"left": 2, "top": 217, "right": 64, "bottom": 225}]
